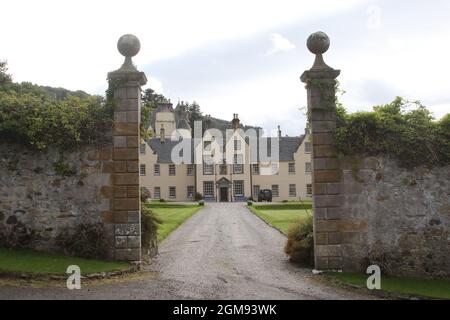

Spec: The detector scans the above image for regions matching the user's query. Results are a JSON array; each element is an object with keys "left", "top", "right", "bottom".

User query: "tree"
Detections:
[
  {"left": 0, "top": 68, "right": 112, "bottom": 151},
  {"left": 142, "top": 88, "right": 167, "bottom": 106},
  {"left": 140, "top": 88, "right": 168, "bottom": 139},
  {"left": 334, "top": 97, "right": 450, "bottom": 168},
  {"left": 0, "top": 60, "right": 12, "bottom": 85},
  {"left": 188, "top": 101, "right": 203, "bottom": 129}
]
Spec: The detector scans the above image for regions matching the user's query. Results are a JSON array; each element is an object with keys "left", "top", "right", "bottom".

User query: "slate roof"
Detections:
[
  {"left": 279, "top": 136, "right": 305, "bottom": 161},
  {"left": 146, "top": 135, "right": 305, "bottom": 164},
  {"left": 148, "top": 138, "right": 196, "bottom": 164},
  {"left": 177, "top": 119, "right": 191, "bottom": 130},
  {"left": 154, "top": 103, "right": 173, "bottom": 113}
]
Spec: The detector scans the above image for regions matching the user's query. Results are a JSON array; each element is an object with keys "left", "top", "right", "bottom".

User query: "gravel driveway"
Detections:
[{"left": 0, "top": 203, "right": 370, "bottom": 300}]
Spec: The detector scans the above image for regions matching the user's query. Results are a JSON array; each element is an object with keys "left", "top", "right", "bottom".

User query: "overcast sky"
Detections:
[{"left": 2, "top": 0, "right": 449, "bottom": 136}]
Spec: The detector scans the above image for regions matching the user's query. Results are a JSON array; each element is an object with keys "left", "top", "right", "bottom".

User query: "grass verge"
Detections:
[
  {"left": 0, "top": 248, "right": 130, "bottom": 276},
  {"left": 145, "top": 203, "right": 203, "bottom": 241},
  {"left": 247, "top": 202, "right": 312, "bottom": 235},
  {"left": 327, "top": 272, "right": 450, "bottom": 300}
]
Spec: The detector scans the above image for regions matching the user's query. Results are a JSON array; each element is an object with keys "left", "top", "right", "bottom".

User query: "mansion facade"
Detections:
[{"left": 140, "top": 102, "right": 312, "bottom": 202}]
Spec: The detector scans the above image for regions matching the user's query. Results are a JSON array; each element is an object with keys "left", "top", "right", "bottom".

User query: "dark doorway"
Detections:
[{"left": 220, "top": 187, "right": 228, "bottom": 202}]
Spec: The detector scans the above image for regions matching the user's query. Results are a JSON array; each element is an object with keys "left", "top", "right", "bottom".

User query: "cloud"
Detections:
[
  {"left": 0, "top": 0, "right": 365, "bottom": 93},
  {"left": 145, "top": 77, "right": 164, "bottom": 95},
  {"left": 266, "top": 33, "right": 296, "bottom": 56}
]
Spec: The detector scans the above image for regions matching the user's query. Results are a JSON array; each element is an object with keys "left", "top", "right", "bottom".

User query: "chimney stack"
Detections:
[
  {"left": 232, "top": 113, "right": 240, "bottom": 131},
  {"left": 160, "top": 124, "right": 165, "bottom": 143},
  {"left": 277, "top": 125, "right": 281, "bottom": 138}
]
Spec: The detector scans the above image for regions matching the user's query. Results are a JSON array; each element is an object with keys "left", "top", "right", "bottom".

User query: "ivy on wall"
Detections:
[
  {"left": 0, "top": 61, "right": 169, "bottom": 152},
  {"left": 335, "top": 97, "right": 450, "bottom": 169},
  {"left": 0, "top": 61, "right": 113, "bottom": 152}
]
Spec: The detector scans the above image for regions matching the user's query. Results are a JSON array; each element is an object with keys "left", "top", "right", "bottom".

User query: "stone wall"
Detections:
[
  {"left": 0, "top": 35, "right": 152, "bottom": 262},
  {"left": 340, "top": 156, "right": 450, "bottom": 277},
  {"left": 0, "top": 142, "right": 114, "bottom": 254}
]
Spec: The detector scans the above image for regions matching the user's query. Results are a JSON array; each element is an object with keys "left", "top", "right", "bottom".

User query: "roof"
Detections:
[
  {"left": 146, "top": 135, "right": 305, "bottom": 164},
  {"left": 177, "top": 119, "right": 191, "bottom": 130},
  {"left": 279, "top": 136, "right": 305, "bottom": 161},
  {"left": 154, "top": 103, "right": 173, "bottom": 113},
  {"left": 147, "top": 138, "right": 196, "bottom": 164}
]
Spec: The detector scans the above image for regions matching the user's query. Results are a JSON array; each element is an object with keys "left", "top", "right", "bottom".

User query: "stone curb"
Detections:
[
  {"left": 246, "top": 206, "right": 287, "bottom": 237},
  {"left": 0, "top": 264, "right": 139, "bottom": 281},
  {"left": 320, "top": 274, "right": 435, "bottom": 300}
]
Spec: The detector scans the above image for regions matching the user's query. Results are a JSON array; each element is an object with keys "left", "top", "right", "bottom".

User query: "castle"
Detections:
[{"left": 139, "top": 102, "right": 312, "bottom": 202}]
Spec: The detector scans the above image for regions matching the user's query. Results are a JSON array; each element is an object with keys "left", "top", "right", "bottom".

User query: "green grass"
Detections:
[
  {"left": 328, "top": 272, "right": 450, "bottom": 299},
  {"left": 0, "top": 248, "right": 130, "bottom": 275},
  {"left": 248, "top": 202, "right": 312, "bottom": 234},
  {"left": 146, "top": 203, "right": 203, "bottom": 241}
]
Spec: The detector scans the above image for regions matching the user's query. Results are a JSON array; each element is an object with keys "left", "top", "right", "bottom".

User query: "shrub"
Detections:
[
  {"left": 247, "top": 200, "right": 253, "bottom": 206},
  {"left": 56, "top": 222, "right": 108, "bottom": 259},
  {"left": 0, "top": 62, "right": 170, "bottom": 152},
  {"left": 335, "top": 97, "right": 450, "bottom": 168},
  {"left": 282, "top": 200, "right": 289, "bottom": 203},
  {"left": 141, "top": 205, "right": 161, "bottom": 261},
  {"left": 0, "top": 62, "right": 108, "bottom": 152},
  {"left": 194, "top": 192, "right": 203, "bottom": 201},
  {"left": 0, "top": 221, "right": 37, "bottom": 249},
  {"left": 0, "top": 88, "right": 113, "bottom": 152},
  {"left": 284, "top": 215, "right": 314, "bottom": 267},
  {"left": 140, "top": 187, "right": 151, "bottom": 202},
  {"left": 198, "top": 200, "right": 205, "bottom": 206},
  {"left": 159, "top": 198, "right": 166, "bottom": 203}
]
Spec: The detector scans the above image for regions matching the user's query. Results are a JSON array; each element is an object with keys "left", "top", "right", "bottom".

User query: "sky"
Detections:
[{"left": 1, "top": 0, "right": 449, "bottom": 136}]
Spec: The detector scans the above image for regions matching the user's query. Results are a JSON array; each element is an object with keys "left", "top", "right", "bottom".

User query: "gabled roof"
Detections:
[
  {"left": 279, "top": 136, "right": 305, "bottom": 161},
  {"left": 252, "top": 135, "right": 305, "bottom": 162},
  {"left": 146, "top": 135, "right": 306, "bottom": 164},
  {"left": 147, "top": 138, "right": 196, "bottom": 164},
  {"left": 177, "top": 119, "right": 191, "bottom": 130}
]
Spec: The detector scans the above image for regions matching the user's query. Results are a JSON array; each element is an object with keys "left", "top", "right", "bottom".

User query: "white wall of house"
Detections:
[
  {"left": 139, "top": 143, "right": 195, "bottom": 201},
  {"left": 140, "top": 135, "right": 312, "bottom": 202},
  {"left": 251, "top": 136, "right": 312, "bottom": 201}
]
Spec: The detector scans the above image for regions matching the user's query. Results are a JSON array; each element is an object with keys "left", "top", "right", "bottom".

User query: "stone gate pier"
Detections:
[
  {"left": 301, "top": 32, "right": 342, "bottom": 271},
  {"left": 107, "top": 34, "right": 147, "bottom": 261}
]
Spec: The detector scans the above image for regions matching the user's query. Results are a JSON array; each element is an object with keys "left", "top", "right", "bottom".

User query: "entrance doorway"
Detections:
[{"left": 220, "top": 187, "right": 228, "bottom": 202}]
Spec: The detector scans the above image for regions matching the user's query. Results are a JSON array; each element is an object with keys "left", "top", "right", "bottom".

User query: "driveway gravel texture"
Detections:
[{"left": 0, "top": 203, "right": 372, "bottom": 300}]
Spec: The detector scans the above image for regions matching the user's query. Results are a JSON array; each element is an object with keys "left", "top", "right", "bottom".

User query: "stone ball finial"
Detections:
[
  {"left": 307, "top": 31, "right": 330, "bottom": 55},
  {"left": 117, "top": 34, "right": 141, "bottom": 58}
]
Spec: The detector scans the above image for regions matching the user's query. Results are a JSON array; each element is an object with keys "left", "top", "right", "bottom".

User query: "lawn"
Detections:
[
  {"left": 328, "top": 272, "right": 450, "bottom": 300},
  {"left": 248, "top": 202, "right": 312, "bottom": 234},
  {"left": 0, "top": 248, "right": 130, "bottom": 275},
  {"left": 146, "top": 203, "right": 203, "bottom": 241}
]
